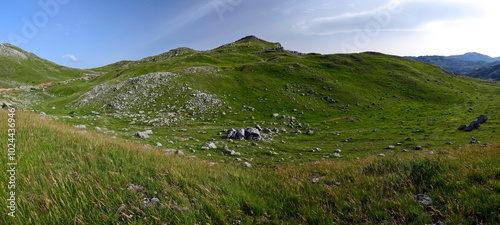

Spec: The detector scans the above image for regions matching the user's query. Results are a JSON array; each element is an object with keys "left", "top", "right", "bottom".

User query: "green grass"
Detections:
[
  {"left": 1, "top": 36, "right": 500, "bottom": 223},
  {"left": 1, "top": 110, "right": 499, "bottom": 224}
]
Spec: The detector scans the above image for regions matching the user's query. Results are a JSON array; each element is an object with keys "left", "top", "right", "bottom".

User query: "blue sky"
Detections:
[{"left": 1, "top": 0, "right": 499, "bottom": 69}]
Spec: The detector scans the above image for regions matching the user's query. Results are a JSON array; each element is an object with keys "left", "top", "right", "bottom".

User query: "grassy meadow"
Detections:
[{"left": 1, "top": 109, "right": 499, "bottom": 224}]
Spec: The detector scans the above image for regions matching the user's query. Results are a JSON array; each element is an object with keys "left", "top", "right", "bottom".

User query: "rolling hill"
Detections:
[
  {"left": 1, "top": 36, "right": 500, "bottom": 224},
  {"left": 0, "top": 43, "right": 94, "bottom": 88}
]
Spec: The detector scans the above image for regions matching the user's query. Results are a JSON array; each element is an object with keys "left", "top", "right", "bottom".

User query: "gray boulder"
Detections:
[
  {"left": 255, "top": 124, "right": 262, "bottom": 131},
  {"left": 477, "top": 115, "right": 488, "bottom": 124},
  {"left": 262, "top": 128, "right": 272, "bottom": 133},
  {"left": 466, "top": 121, "right": 480, "bottom": 131},
  {"left": 135, "top": 132, "right": 150, "bottom": 139},
  {"left": 458, "top": 125, "right": 467, "bottom": 131},
  {"left": 236, "top": 129, "right": 246, "bottom": 140},
  {"left": 205, "top": 142, "right": 217, "bottom": 149},
  {"left": 226, "top": 128, "right": 237, "bottom": 139},
  {"left": 244, "top": 127, "right": 261, "bottom": 141},
  {"left": 305, "top": 130, "right": 314, "bottom": 135}
]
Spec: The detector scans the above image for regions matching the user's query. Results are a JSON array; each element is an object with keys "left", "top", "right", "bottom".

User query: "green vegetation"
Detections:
[
  {"left": 0, "top": 36, "right": 499, "bottom": 224},
  {"left": 0, "top": 43, "right": 94, "bottom": 88},
  {"left": 0, "top": 110, "right": 499, "bottom": 224}
]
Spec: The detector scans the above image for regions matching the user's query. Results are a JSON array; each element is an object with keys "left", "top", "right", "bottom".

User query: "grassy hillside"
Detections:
[
  {"left": 1, "top": 36, "right": 500, "bottom": 224},
  {"left": 0, "top": 43, "right": 93, "bottom": 88},
  {"left": 1, "top": 109, "right": 499, "bottom": 224},
  {"left": 13, "top": 36, "right": 498, "bottom": 165}
]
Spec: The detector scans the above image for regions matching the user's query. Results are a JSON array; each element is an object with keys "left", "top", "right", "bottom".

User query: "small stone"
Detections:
[
  {"left": 470, "top": 137, "right": 477, "bottom": 144},
  {"left": 413, "top": 146, "right": 422, "bottom": 150},
  {"left": 244, "top": 162, "right": 252, "bottom": 167},
  {"left": 416, "top": 194, "right": 432, "bottom": 206},
  {"left": 312, "top": 178, "right": 320, "bottom": 183},
  {"left": 205, "top": 142, "right": 217, "bottom": 149},
  {"left": 135, "top": 131, "right": 149, "bottom": 139}
]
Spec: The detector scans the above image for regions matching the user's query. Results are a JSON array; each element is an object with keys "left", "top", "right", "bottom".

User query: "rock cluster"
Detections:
[{"left": 459, "top": 114, "right": 488, "bottom": 131}]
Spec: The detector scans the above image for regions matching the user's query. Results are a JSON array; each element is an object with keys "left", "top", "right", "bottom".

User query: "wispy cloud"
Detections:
[
  {"left": 63, "top": 54, "right": 79, "bottom": 62},
  {"left": 293, "top": 0, "right": 481, "bottom": 35}
]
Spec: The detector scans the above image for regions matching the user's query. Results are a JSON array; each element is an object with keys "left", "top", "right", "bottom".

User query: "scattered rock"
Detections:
[
  {"left": 73, "top": 125, "right": 86, "bottom": 129},
  {"left": 470, "top": 137, "right": 477, "bottom": 144},
  {"left": 446, "top": 141, "right": 453, "bottom": 145},
  {"left": 294, "top": 129, "right": 302, "bottom": 134},
  {"left": 154, "top": 142, "right": 162, "bottom": 147},
  {"left": 413, "top": 146, "right": 422, "bottom": 150},
  {"left": 272, "top": 113, "right": 279, "bottom": 117},
  {"left": 135, "top": 132, "right": 150, "bottom": 139},
  {"left": 236, "top": 129, "right": 246, "bottom": 140},
  {"left": 387, "top": 145, "right": 395, "bottom": 149},
  {"left": 305, "top": 130, "right": 314, "bottom": 135},
  {"left": 244, "top": 162, "right": 252, "bottom": 167},
  {"left": 226, "top": 128, "right": 237, "bottom": 139},
  {"left": 477, "top": 115, "right": 488, "bottom": 124},
  {"left": 312, "top": 178, "right": 320, "bottom": 183},
  {"left": 205, "top": 142, "right": 217, "bottom": 149},
  {"left": 466, "top": 121, "right": 480, "bottom": 131},
  {"left": 255, "top": 124, "right": 262, "bottom": 131},
  {"left": 244, "top": 127, "right": 261, "bottom": 141},
  {"left": 415, "top": 194, "right": 432, "bottom": 206},
  {"left": 262, "top": 128, "right": 272, "bottom": 133}
]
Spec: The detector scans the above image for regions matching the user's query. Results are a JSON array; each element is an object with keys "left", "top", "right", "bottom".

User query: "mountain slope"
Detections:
[
  {"left": 449, "top": 52, "right": 500, "bottom": 63},
  {"left": 467, "top": 64, "right": 500, "bottom": 81},
  {"left": 409, "top": 52, "right": 500, "bottom": 74},
  {"left": 0, "top": 43, "right": 93, "bottom": 88},
  {"left": 408, "top": 55, "right": 488, "bottom": 73}
]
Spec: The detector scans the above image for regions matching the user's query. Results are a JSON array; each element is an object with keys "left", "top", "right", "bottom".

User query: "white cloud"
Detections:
[
  {"left": 63, "top": 54, "right": 79, "bottom": 62},
  {"left": 293, "top": 0, "right": 481, "bottom": 35}
]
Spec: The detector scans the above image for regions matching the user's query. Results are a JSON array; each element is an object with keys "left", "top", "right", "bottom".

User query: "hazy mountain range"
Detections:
[{"left": 409, "top": 52, "right": 500, "bottom": 81}]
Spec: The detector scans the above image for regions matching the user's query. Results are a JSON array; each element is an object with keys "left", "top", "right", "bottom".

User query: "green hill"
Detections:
[
  {"left": 1, "top": 36, "right": 500, "bottom": 224},
  {"left": 0, "top": 43, "right": 93, "bottom": 88}
]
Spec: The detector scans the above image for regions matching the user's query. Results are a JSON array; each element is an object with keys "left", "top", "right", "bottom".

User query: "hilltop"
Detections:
[{"left": 0, "top": 43, "right": 95, "bottom": 88}]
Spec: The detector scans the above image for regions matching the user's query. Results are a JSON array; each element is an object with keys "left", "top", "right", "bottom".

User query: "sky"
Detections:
[{"left": 1, "top": 0, "right": 499, "bottom": 69}]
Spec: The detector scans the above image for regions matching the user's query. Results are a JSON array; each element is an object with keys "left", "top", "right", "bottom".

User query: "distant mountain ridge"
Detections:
[
  {"left": 448, "top": 52, "right": 500, "bottom": 63},
  {"left": 409, "top": 52, "right": 500, "bottom": 80}
]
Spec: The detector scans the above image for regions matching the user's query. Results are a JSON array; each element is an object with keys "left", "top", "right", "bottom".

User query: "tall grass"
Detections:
[{"left": 1, "top": 109, "right": 499, "bottom": 224}]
